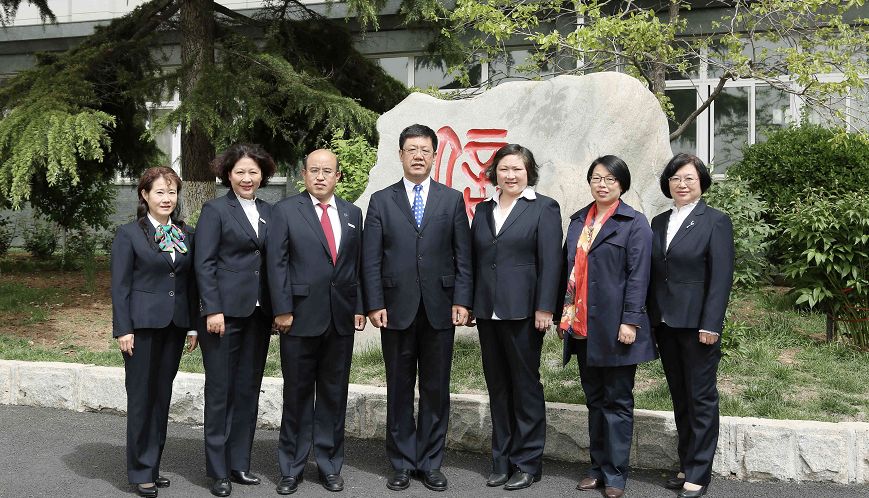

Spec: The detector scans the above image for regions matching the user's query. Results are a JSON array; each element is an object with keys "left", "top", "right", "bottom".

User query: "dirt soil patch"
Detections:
[{"left": 0, "top": 268, "right": 114, "bottom": 351}]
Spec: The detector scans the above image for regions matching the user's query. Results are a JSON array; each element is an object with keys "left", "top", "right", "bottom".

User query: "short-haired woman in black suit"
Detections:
[
  {"left": 471, "top": 144, "right": 562, "bottom": 491},
  {"left": 111, "top": 167, "right": 199, "bottom": 497},
  {"left": 558, "top": 156, "right": 655, "bottom": 498},
  {"left": 648, "top": 153, "right": 734, "bottom": 498},
  {"left": 195, "top": 144, "right": 276, "bottom": 497}
]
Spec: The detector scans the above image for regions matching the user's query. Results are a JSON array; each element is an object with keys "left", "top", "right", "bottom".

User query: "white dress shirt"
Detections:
[
  {"left": 665, "top": 200, "right": 698, "bottom": 251},
  {"left": 146, "top": 213, "right": 196, "bottom": 337},
  {"left": 491, "top": 187, "right": 536, "bottom": 235},
  {"left": 310, "top": 193, "right": 342, "bottom": 253},
  {"left": 237, "top": 196, "right": 260, "bottom": 237},
  {"left": 488, "top": 187, "right": 537, "bottom": 320},
  {"left": 403, "top": 176, "right": 431, "bottom": 209}
]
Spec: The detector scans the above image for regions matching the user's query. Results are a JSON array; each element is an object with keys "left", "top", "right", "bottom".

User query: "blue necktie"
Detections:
[{"left": 412, "top": 184, "right": 424, "bottom": 228}]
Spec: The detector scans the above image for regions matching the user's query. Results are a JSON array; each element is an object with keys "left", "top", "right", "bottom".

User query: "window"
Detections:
[{"left": 667, "top": 88, "right": 699, "bottom": 155}]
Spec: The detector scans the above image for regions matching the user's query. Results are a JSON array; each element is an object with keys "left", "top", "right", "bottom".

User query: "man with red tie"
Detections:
[{"left": 267, "top": 149, "right": 366, "bottom": 495}]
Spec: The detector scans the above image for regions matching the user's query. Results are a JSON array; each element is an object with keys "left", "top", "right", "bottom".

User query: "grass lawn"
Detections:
[{"left": 1, "top": 254, "right": 867, "bottom": 422}]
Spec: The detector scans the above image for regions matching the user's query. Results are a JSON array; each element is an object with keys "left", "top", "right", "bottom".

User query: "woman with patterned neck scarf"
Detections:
[{"left": 111, "top": 166, "right": 199, "bottom": 497}]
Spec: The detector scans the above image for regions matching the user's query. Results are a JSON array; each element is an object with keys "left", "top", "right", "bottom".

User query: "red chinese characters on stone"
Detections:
[{"left": 433, "top": 127, "right": 508, "bottom": 218}]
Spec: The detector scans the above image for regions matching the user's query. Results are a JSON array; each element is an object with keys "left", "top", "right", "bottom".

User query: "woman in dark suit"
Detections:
[
  {"left": 111, "top": 166, "right": 199, "bottom": 497},
  {"left": 557, "top": 155, "right": 655, "bottom": 498},
  {"left": 471, "top": 144, "right": 562, "bottom": 491},
  {"left": 648, "top": 153, "right": 734, "bottom": 498},
  {"left": 194, "top": 144, "right": 276, "bottom": 497}
]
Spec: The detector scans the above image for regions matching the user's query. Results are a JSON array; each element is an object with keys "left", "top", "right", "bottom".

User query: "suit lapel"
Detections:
[
  {"left": 227, "top": 191, "right": 260, "bottom": 246},
  {"left": 588, "top": 217, "right": 622, "bottom": 252},
  {"left": 418, "top": 181, "right": 443, "bottom": 233},
  {"left": 657, "top": 215, "right": 669, "bottom": 255},
  {"left": 297, "top": 194, "right": 333, "bottom": 260},
  {"left": 484, "top": 201, "right": 496, "bottom": 238},
  {"left": 336, "top": 197, "right": 352, "bottom": 263},
  {"left": 255, "top": 199, "right": 268, "bottom": 248},
  {"left": 390, "top": 181, "right": 418, "bottom": 230},
  {"left": 144, "top": 222, "right": 175, "bottom": 269},
  {"left": 667, "top": 200, "right": 706, "bottom": 253},
  {"left": 496, "top": 198, "right": 530, "bottom": 237}
]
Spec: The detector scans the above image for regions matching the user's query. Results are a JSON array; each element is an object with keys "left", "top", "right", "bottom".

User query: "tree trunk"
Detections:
[
  {"left": 649, "top": 0, "right": 681, "bottom": 96},
  {"left": 180, "top": 0, "right": 216, "bottom": 220}
]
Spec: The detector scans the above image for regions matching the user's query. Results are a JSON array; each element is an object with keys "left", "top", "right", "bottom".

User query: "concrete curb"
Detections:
[{"left": 2, "top": 360, "right": 866, "bottom": 484}]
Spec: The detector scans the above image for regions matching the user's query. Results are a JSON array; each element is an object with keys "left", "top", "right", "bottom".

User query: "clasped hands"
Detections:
[{"left": 367, "top": 307, "right": 555, "bottom": 332}]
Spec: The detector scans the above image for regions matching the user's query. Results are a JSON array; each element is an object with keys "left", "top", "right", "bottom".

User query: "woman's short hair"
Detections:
[
  {"left": 211, "top": 143, "right": 277, "bottom": 188},
  {"left": 659, "top": 153, "right": 712, "bottom": 198},
  {"left": 136, "top": 166, "right": 183, "bottom": 220},
  {"left": 485, "top": 144, "right": 540, "bottom": 187},
  {"left": 586, "top": 155, "right": 631, "bottom": 193}
]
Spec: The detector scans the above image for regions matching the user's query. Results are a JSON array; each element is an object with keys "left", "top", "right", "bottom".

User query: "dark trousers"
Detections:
[
  {"left": 572, "top": 338, "right": 637, "bottom": 490},
  {"left": 477, "top": 318, "right": 546, "bottom": 476},
  {"left": 381, "top": 302, "right": 455, "bottom": 472},
  {"left": 277, "top": 321, "right": 354, "bottom": 478},
  {"left": 123, "top": 325, "right": 186, "bottom": 484},
  {"left": 200, "top": 308, "right": 271, "bottom": 478},
  {"left": 655, "top": 324, "right": 721, "bottom": 486}
]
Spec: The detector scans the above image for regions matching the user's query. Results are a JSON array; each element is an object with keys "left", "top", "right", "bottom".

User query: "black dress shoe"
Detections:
[
  {"left": 422, "top": 469, "right": 448, "bottom": 492},
  {"left": 155, "top": 476, "right": 170, "bottom": 488},
  {"left": 230, "top": 470, "right": 261, "bottom": 485},
  {"left": 276, "top": 474, "right": 303, "bottom": 495},
  {"left": 135, "top": 484, "right": 158, "bottom": 497},
  {"left": 386, "top": 469, "right": 412, "bottom": 491},
  {"left": 677, "top": 485, "right": 708, "bottom": 498},
  {"left": 666, "top": 475, "right": 686, "bottom": 489},
  {"left": 486, "top": 472, "right": 510, "bottom": 487},
  {"left": 320, "top": 473, "right": 344, "bottom": 492},
  {"left": 210, "top": 478, "right": 232, "bottom": 497},
  {"left": 577, "top": 477, "right": 604, "bottom": 490},
  {"left": 503, "top": 471, "right": 540, "bottom": 491}
]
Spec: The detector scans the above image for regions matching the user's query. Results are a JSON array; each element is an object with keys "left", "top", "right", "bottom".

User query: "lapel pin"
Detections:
[
  {"left": 686, "top": 220, "right": 695, "bottom": 229},
  {"left": 259, "top": 218, "right": 266, "bottom": 224},
  {"left": 348, "top": 223, "right": 356, "bottom": 229}
]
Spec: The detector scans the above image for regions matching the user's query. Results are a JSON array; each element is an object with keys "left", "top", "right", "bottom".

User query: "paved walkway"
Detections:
[{"left": 1, "top": 405, "right": 867, "bottom": 497}]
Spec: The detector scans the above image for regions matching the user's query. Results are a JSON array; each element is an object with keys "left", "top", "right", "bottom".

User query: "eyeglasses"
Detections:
[
  {"left": 306, "top": 168, "right": 337, "bottom": 177},
  {"left": 590, "top": 175, "right": 618, "bottom": 186},
  {"left": 402, "top": 147, "right": 434, "bottom": 157},
  {"left": 668, "top": 176, "right": 698, "bottom": 186}
]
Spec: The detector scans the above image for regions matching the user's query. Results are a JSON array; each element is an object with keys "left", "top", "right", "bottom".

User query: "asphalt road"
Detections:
[{"left": 0, "top": 405, "right": 867, "bottom": 498}]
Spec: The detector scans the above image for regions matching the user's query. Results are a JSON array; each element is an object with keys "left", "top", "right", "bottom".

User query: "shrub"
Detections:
[
  {"left": 23, "top": 218, "right": 58, "bottom": 259},
  {"left": 705, "top": 176, "right": 774, "bottom": 289},
  {"left": 0, "top": 216, "right": 14, "bottom": 256},
  {"left": 295, "top": 130, "right": 378, "bottom": 202},
  {"left": 778, "top": 188, "right": 869, "bottom": 347},
  {"left": 728, "top": 124, "right": 869, "bottom": 211}
]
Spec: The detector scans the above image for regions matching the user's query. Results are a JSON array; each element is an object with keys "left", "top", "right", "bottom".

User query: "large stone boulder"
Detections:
[{"left": 355, "top": 72, "right": 673, "bottom": 227}]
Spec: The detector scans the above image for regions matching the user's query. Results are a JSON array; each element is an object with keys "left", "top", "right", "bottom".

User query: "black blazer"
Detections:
[
  {"left": 471, "top": 193, "right": 563, "bottom": 319},
  {"left": 362, "top": 179, "right": 473, "bottom": 331},
  {"left": 648, "top": 199, "right": 734, "bottom": 333},
  {"left": 557, "top": 201, "right": 657, "bottom": 367},
  {"left": 111, "top": 219, "right": 198, "bottom": 337},
  {"left": 194, "top": 190, "right": 272, "bottom": 319},
  {"left": 267, "top": 192, "right": 363, "bottom": 336}
]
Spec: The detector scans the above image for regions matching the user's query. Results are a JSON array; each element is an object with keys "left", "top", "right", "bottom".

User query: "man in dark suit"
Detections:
[
  {"left": 362, "top": 124, "right": 473, "bottom": 492},
  {"left": 267, "top": 149, "right": 366, "bottom": 495}
]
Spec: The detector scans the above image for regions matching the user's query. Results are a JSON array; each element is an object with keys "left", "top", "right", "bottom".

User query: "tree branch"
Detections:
[
  {"left": 669, "top": 74, "right": 729, "bottom": 141},
  {"left": 211, "top": 1, "right": 263, "bottom": 27}
]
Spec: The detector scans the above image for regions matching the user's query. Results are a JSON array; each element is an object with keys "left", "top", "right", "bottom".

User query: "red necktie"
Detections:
[{"left": 319, "top": 203, "right": 338, "bottom": 265}]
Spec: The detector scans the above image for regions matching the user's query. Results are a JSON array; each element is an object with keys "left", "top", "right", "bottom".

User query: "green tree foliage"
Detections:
[
  {"left": 0, "top": 0, "right": 411, "bottom": 220},
  {"left": 704, "top": 176, "right": 773, "bottom": 289},
  {"left": 778, "top": 188, "right": 869, "bottom": 347},
  {"left": 443, "top": 0, "right": 869, "bottom": 138},
  {"left": 0, "top": 0, "right": 53, "bottom": 26},
  {"left": 294, "top": 130, "right": 378, "bottom": 202},
  {"left": 728, "top": 124, "right": 869, "bottom": 210}
]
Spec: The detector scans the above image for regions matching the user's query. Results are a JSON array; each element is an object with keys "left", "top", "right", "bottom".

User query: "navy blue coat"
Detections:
[
  {"left": 471, "top": 194, "right": 563, "bottom": 319},
  {"left": 267, "top": 192, "right": 364, "bottom": 336},
  {"left": 362, "top": 179, "right": 473, "bottom": 331},
  {"left": 194, "top": 190, "right": 272, "bottom": 319},
  {"left": 558, "top": 201, "right": 657, "bottom": 367},
  {"left": 648, "top": 199, "right": 734, "bottom": 333},
  {"left": 111, "top": 219, "right": 198, "bottom": 337}
]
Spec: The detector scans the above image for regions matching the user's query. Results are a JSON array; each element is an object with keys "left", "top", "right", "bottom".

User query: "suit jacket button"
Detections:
[
  {"left": 417, "top": 234, "right": 423, "bottom": 239},
  {"left": 169, "top": 291, "right": 175, "bottom": 297},
  {"left": 169, "top": 272, "right": 175, "bottom": 278},
  {"left": 418, "top": 255, "right": 422, "bottom": 260},
  {"left": 255, "top": 250, "right": 261, "bottom": 255},
  {"left": 331, "top": 281, "right": 336, "bottom": 287},
  {"left": 491, "top": 264, "right": 496, "bottom": 269},
  {"left": 255, "top": 270, "right": 260, "bottom": 275}
]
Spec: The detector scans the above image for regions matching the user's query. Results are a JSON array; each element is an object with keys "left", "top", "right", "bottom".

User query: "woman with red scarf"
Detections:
[{"left": 556, "top": 155, "right": 655, "bottom": 498}]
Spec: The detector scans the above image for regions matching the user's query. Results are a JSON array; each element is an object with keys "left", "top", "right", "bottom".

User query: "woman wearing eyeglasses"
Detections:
[
  {"left": 557, "top": 155, "right": 655, "bottom": 498},
  {"left": 648, "top": 153, "right": 734, "bottom": 498}
]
